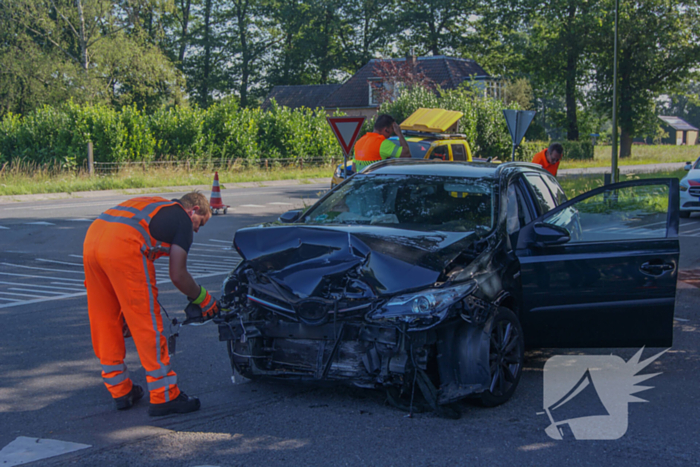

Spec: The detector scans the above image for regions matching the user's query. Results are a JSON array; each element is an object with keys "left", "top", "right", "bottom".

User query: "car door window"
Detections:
[
  {"left": 506, "top": 181, "right": 534, "bottom": 235},
  {"left": 541, "top": 173, "right": 568, "bottom": 205},
  {"left": 451, "top": 144, "right": 467, "bottom": 161},
  {"left": 545, "top": 183, "right": 671, "bottom": 242},
  {"left": 524, "top": 174, "right": 557, "bottom": 215},
  {"left": 429, "top": 145, "right": 448, "bottom": 160}
]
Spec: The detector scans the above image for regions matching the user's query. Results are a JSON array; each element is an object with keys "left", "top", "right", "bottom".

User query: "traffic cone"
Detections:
[{"left": 209, "top": 171, "right": 228, "bottom": 214}]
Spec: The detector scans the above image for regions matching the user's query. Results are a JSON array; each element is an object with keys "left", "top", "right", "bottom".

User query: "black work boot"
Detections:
[
  {"left": 114, "top": 384, "right": 144, "bottom": 410},
  {"left": 148, "top": 392, "right": 201, "bottom": 417}
]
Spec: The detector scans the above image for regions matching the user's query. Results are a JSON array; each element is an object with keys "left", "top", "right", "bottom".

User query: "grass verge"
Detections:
[
  {"left": 559, "top": 169, "right": 686, "bottom": 199},
  {"left": 560, "top": 145, "right": 697, "bottom": 170},
  {"left": 0, "top": 164, "right": 334, "bottom": 196}
]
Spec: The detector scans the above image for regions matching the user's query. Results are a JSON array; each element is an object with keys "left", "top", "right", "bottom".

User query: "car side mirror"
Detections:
[
  {"left": 685, "top": 162, "right": 692, "bottom": 171},
  {"left": 532, "top": 222, "right": 570, "bottom": 247},
  {"left": 278, "top": 209, "right": 303, "bottom": 223}
]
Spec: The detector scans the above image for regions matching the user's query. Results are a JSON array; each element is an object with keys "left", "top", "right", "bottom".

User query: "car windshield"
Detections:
[
  {"left": 694, "top": 158, "right": 700, "bottom": 170},
  {"left": 304, "top": 174, "right": 496, "bottom": 233}
]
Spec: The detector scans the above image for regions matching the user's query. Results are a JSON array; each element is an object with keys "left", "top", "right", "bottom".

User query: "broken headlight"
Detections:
[{"left": 366, "top": 281, "right": 476, "bottom": 326}]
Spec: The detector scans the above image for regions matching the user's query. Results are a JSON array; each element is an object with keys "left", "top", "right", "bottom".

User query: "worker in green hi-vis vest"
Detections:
[{"left": 353, "top": 114, "right": 411, "bottom": 171}]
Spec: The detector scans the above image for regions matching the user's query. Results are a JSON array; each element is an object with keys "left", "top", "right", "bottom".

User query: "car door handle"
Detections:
[{"left": 640, "top": 261, "right": 675, "bottom": 276}]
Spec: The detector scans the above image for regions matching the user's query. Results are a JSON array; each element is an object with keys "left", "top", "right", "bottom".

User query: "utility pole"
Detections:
[{"left": 610, "top": 0, "right": 620, "bottom": 183}]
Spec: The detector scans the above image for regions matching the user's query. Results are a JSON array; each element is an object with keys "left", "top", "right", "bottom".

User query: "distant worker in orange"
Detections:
[
  {"left": 83, "top": 192, "right": 219, "bottom": 417},
  {"left": 353, "top": 114, "right": 412, "bottom": 171},
  {"left": 532, "top": 142, "right": 564, "bottom": 176}
]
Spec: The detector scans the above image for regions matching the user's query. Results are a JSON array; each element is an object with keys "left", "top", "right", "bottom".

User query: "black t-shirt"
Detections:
[{"left": 149, "top": 201, "right": 193, "bottom": 252}]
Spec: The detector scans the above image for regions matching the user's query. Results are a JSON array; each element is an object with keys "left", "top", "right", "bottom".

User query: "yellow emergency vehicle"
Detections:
[{"left": 331, "top": 108, "right": 473, "bottom": 187}]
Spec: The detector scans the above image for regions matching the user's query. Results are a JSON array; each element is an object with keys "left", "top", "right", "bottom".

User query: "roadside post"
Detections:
[
  {"left": 87, "top": 142, "right": 94, "bottom": 176},
  {"left": 327, "top": 116, "right": 366, "bottom": 178},
  {"left": 503, "top": 110, "right": 536, "bottom": 162}
]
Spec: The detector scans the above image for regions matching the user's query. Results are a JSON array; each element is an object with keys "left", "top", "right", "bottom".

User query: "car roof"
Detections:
[
  {"left": 390, "top": 135, "right": 467, "bottom": 144},
  {"left": 361, "top": 159, "right": 550, "bottom": 179}
]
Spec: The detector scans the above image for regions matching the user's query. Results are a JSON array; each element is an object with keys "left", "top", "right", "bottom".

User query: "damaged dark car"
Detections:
[{"left": 216, "top": 160, "right": 679, "bottom": 415}]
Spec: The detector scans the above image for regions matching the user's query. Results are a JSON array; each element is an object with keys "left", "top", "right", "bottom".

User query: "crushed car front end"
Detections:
[{"left": 216, "top": 163, "right": 522, "bottom": 410}]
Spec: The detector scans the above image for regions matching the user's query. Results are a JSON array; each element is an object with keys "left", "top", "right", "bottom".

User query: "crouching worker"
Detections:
[{"left": 83, "top": 192, "right": 220, "bottom": 416}]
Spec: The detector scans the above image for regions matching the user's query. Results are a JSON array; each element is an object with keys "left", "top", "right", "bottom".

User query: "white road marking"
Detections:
[
  {"left": 680, "top": 226, "right": 700, "bottom": 234},
  {"left": 67, "top": 218, "right": 94, "bottom": 222},
  {"left": 0, "top": 297, "right": 21, "bottom": 302},
  {"left": 24, "top": 222, "right": 55, "bottom": 226},
  {"left": 187, "top": 260, "right": 237, "bottom": 266},
  {"left": 69, "top": 255, "right": 83, "bottom": 259},
  {"left": 37, "top": 259, "right": 83, "bottom": 267},
  {"left": 675, "top": 317, "right": 690, "bottom": 322},
  {"left": 9, "top": 288, "right": 67, "bottom": 295},
  {"left": 0, "top": 436, "right": 91, "bottom": 466},
  {"left": 51, "top": 282, "right": 85, "bottom": 288},
  {"left": 0, "top": 291, "right": 44, "bottom": 298},
  {"left": 0, "top": 263, "right": 84, "bottom": 275},
  {"left": 0, "top": 272, "right": 84, "bottom": 282},
  {"left": 2, "top": 201, "right": 115, "bottom": 211},
  {"left": 0, "top": 226, "right": 8, "bottom": 229},
  {"left": 268, "top": 202, "right": 293, "bottom": 205},
  {"left": 208, "top": 239, "right": 232, "bottom": 243},
  {"left": 191, "top": 242, "right": 230, "bottom": 249},
  {"left": 239, "top": 204, "right": 265, "bottom": 207},
  {"left": 0, "top": 270, "right": 230, "bottom": 309},
  {"left": 0, "top": 281, "right": 83, "bottom": 291},
  {"left": 188, "top": 253, "right": 240, "bottom": 260}
]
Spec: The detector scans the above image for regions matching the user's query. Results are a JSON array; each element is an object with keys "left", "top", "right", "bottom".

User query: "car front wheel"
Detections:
[{"left": 479, "top": 307, "right": 524, "bottom": 407}]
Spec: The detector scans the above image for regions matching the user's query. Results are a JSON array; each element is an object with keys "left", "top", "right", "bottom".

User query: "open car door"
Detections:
[{"left": 516, "top": 178, "right": 679, "bottom": 348}]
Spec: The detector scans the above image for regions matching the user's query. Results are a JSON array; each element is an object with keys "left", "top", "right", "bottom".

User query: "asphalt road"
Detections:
[{"left": 0, "top": 182, "right": 699, "bottom": 467}]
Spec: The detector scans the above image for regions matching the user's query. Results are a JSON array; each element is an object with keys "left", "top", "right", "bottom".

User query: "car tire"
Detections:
[
  {"left": 680, "top": 211, "right": 691, "bottom": 219},
  {"left": 478, "top": 307, "right": 524, "bottom": 407}
]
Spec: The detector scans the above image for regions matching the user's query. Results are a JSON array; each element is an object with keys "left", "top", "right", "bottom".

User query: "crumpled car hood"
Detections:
[{"left": 233, "top": 225, "right": 476, "bottom": 297}]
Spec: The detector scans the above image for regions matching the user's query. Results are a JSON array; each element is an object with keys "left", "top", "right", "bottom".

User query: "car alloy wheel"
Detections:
[{"left": 479, "top": 307, "right": 524, "bottom": 407}]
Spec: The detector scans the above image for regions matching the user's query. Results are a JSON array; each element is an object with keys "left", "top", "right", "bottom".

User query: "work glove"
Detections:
[{"left": 184, "top": 286, "right": 220, "bottom": 325}]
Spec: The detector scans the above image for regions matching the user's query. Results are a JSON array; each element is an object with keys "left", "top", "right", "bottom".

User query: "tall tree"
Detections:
[
  {"left": 1, "top": 0, "right": 182, "bottom": 111},
  {"left": 592, "top": 0, "right": 700, "bottom": 157},
  {"left": 223, "top": 0, "right": 281, "bottom": 106},
  {"left": 398, "top": 0, "right": 475, "bottom": 56}
]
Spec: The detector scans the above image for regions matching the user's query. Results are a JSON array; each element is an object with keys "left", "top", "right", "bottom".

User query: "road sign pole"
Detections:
[{"left": 611, "top": 0, "right": 620, "bottom": 184}]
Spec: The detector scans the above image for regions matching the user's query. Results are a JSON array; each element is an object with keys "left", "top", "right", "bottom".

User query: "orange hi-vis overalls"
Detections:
[{"left": 83, "top": 196, "right": 186, "bottom": 404}]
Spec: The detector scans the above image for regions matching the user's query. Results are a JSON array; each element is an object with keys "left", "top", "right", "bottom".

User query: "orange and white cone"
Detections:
[{"left": 209, "top": 172, "right": 227, "bottom": 211}]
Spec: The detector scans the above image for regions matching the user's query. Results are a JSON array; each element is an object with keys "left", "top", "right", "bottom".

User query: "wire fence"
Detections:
[{"left": 93, "top": 156, "right": 344, "bottom": 176}]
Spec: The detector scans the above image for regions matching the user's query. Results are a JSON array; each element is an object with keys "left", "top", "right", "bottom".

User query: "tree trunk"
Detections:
[
  {"left": 236, "top": 0, "right": 250, "bottom": 107},
  {"left": 620, "top": 128, "right": 632, "bottom": 158},
  {"left": 618, "top": 51, "right": 633, "bottom": 158},
  {"left": 76, "top": 0, "right": 88, "bottom": 72},
  {"left": 564, "top": 3, "right": 579, "bottom": 141},
  {"left": 178, "top": 0, "right": 192, "bottom": 63},
  {"left": 200, "top": 0, "right": 212, "bottom": 107}
]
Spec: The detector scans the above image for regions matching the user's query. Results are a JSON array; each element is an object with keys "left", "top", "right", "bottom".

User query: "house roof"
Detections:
[
  {"left": 319, "top": 55, "right": 491, "bottom": 109},
  {"left": 262, "top": 84, "right": 342, "bottom": 110},
  {"left": 658, "top": 115, "right": 698, "bottom": 131}
]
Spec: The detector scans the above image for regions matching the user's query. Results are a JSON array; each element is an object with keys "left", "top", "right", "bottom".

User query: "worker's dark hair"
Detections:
[
  {"left": 548, "top": 142, "right": 564, "bottom": 156},
  {"left": 374, "top": 114, "right": 396, "bottom": 131}
]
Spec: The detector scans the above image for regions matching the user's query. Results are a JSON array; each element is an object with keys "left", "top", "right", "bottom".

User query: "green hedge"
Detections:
[
  {"left": 0, "top": 100, "right": 342, "bottom": 167},
  {"left": 0, "top": 91, "right": 595, "bottom": 168}
]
